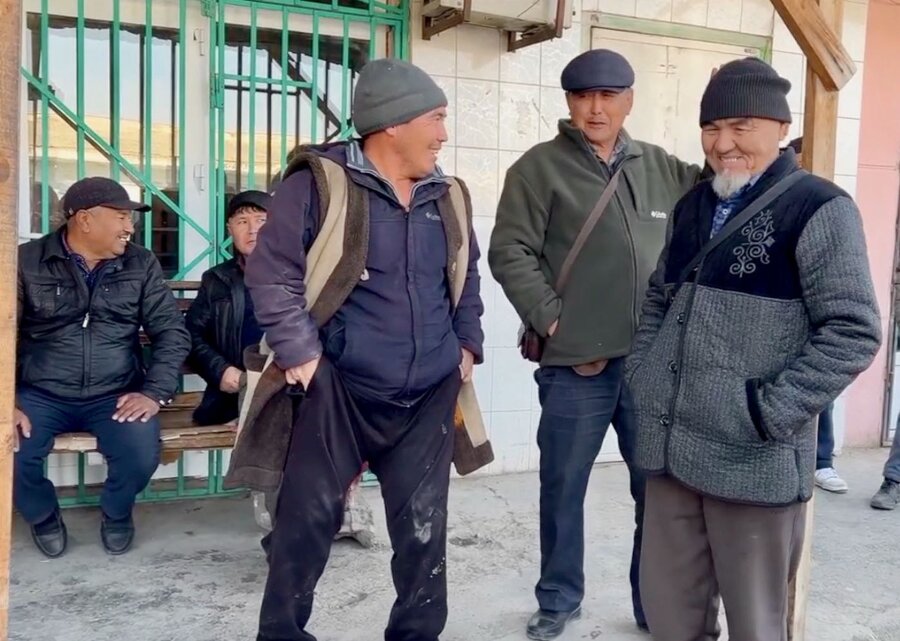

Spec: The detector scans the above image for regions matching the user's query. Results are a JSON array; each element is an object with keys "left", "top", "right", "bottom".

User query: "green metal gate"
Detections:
[
  {"left": 21, "top": 0, "right": 408, "bottom": 505},
  {"left": 208, "top": 0, "right": 408, "bottom": 261}
]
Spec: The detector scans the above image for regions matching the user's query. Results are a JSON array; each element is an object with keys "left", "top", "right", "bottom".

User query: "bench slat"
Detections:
[{"left": 52, "top": 424, "right": 237, "bottom": 454}]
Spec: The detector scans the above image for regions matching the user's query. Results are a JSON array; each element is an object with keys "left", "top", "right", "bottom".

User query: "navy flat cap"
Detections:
[{"left": 561, "top": 49, "right": 635, "bottom": 93}]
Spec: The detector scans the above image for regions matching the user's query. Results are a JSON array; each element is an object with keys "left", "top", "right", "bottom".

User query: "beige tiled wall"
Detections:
[{"left": 411, "top": 0, "right": 869, "bottom": 474}]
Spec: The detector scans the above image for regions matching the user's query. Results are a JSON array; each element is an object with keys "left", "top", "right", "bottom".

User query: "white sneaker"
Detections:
[{"left": 815, "top": 467, "right": 849, "bottom": 493}]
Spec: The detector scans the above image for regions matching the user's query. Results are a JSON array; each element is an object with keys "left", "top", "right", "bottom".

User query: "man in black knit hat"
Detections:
[{"left": 626, "top": 58, "right": 881, "bottom": 640}]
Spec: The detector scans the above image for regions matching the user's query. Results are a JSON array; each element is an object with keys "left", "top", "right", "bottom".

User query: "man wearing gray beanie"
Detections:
[
  {"left": 626, "top": 57, "right": 881, "bottom": 640},
  {"left": 245, "top": 58, "right": 485, "bottom": 641}
]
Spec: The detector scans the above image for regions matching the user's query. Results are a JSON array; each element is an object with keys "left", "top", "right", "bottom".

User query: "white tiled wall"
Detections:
[{"left": 411, "top": 0, "right": 869, "bottom": 473}]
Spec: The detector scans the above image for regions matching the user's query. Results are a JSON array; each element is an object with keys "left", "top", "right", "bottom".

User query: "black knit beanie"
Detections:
[
  {"left": 352, "top": 59, "right": 447, "bottom": 136},
  {"left": 699, "top": 57, "right": 792, "bottom": 125}
]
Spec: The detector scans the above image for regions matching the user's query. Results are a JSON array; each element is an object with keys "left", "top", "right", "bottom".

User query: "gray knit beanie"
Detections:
[
  {"left": 699, "top": 57, "right": 792, "bottom": 125},
  {"left": 352, "top": 58, "right": 447, "bottom": 136}
]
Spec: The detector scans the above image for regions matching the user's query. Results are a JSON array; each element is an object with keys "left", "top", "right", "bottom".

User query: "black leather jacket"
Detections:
[
  {"left": 17, "top": 229, "right": 190, "bottom": 402},
  {"left": 185, "top": 258, "right": 246, "bottom": 425}
]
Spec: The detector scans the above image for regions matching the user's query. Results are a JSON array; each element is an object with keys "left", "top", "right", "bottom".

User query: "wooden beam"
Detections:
[
  {"left": 0, "top": 1, "right": 21, "bottom": 638},
  {"left": 787, "top": 4, "right": 844, "bottom": 640},
  {"left": 770, "top": 0, "right": 856, "bottom": 91},
  {"left": 798, "top": 0, "right": 844, "bottom": 180}
]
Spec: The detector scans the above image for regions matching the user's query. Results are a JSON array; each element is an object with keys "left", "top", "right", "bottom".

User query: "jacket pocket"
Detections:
[
  {"left": 745, "top": 378, "right": 772, "bottom": 442},
  {"left": 98, "top": 278, "right": 142, "bottom": 321},
  {"left": 27, "top": 280, "right": 66, "bottom": 318},
  {"left": 678, "top": 369, "right": 769, "bottom": 445},
  {"left": 323, "top": 322, "right": 348, "bottom": 365}
]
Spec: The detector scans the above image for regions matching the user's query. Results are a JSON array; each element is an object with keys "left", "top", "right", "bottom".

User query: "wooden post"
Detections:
[
  {"left": 787, "top": 2, "right": 844, "bottom": 640},
  {"left": 0, "top": 1, "right": 22, "bottom": 639}
]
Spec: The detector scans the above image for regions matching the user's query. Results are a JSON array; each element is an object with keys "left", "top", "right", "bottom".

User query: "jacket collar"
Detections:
[
  {"left": 697, "top": 147, "right": 801, "bottom": 238},
  {"left": 557, "top": 120, "right": 644, "bottom": 165},
  {"left": 344, "top": 140, "right": 448, "bottom": 208},
  {"left": 41, "top": 227, "right": 127, "bottom": 271},
  {"left": 210, "top": 257, "right": 243, "bottom": 286}
]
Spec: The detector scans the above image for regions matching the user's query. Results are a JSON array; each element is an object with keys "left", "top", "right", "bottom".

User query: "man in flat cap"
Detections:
[
  {"left": 490, "top": 48, "right": 702, "bottom": 638},
  {"left": 14, "top": 176, "right": 190, "bottom": 557},
  {"left": 246, "top": 58, "right": 484, "bottom": 641},
  {"left": 627, "top": 57, "right": 880, "bottom": 640}
]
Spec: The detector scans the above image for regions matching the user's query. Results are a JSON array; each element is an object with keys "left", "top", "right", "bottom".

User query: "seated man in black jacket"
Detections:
[
  {"left": 187, "top": 191, "right": 375, "bottom": 545},
  {"left": 14, "top": 177, "right": 191, "bottom": 558},
  {"left": 186, "top": 190, "right": 270, "bottom": 425}
]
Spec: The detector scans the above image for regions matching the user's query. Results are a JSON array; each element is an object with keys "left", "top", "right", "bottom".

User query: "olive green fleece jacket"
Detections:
[{"left": 489, "top": 120, "right": 701, "bottom": 366}]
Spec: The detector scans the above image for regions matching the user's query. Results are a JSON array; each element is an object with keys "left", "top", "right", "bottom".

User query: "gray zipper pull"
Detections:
[{"left": 82, "top": 312, "right": 90, "bottom": 328}]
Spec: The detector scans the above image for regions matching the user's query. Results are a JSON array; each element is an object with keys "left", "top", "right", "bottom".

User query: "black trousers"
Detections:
[{"left": 257, "top": 358, "right": 461, "bottom": 641}]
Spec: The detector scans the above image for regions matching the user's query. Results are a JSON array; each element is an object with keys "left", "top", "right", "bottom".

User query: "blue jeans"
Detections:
[
  {"left": 534, "top": 358, "right": 645, "bottom": 624},
  {"left": 15, "top": 386, "right": 161, "bottom": 523},
  {"left": 816, "top": 402, "right": 835, "bottom": 470},
  {"left": 884, "top": 418, "right": 900, "bottom": 483}
]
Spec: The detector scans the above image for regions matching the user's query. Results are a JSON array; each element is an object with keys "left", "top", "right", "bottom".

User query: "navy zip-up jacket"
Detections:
[{"left": 245, "top": 142, "right": 484, "bottom": 404}]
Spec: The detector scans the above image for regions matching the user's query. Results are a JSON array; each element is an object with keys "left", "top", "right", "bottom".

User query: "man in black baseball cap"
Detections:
[
  {"left": 59, "top": 176, "right": 151, "bottom": 262},
  {"left": 13, "top": 176, "right": 189, "bottom": 558},
  {"left": 61, "top": 176, "right": 151, "bottom": 219}
]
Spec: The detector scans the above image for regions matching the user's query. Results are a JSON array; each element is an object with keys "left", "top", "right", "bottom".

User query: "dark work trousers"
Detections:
[
  {"left": 816, "top": 402, "right": 835, "bottom": 470},
  {"left": 14, "top": 385, "right": 161, "bottom": 523},
  {"left": 534, "top": 358, "right": 646, "bottom": 626},
  {"left": 256, "top": 358, "right": 461, "bottom": 641}
]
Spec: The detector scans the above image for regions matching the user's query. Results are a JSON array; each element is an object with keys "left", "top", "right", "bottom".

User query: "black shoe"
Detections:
[
  {"left": 30, "top": 509, "right": 67, "bottom": 558},
  {"left": 637, "top": 620, "right": 650, "bottom": 633},
  {"left": 101, "top": 513, "right": 135, "bottom": 555},
  {"left": 526, "top": 607, "right": 582, "bottom": 640}
]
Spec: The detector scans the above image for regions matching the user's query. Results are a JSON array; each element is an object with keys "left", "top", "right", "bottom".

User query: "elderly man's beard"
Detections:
[{"left": 712, "top": 170, "right": 752, "bottom": 199}]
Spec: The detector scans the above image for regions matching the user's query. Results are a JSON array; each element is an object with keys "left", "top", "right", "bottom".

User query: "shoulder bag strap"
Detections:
[
  {"left": 555, "top": 165, "right": 624, "bottom": 294},
  {"left": 676, "top": 169, "right": 808, "bottom": 287}
]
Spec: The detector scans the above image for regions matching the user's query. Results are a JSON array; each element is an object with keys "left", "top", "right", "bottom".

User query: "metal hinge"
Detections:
[
  {"left": 200, "top": 0, "right": 216, "bottom": 18},
  {"left": 210, "top": 73, "right": 223, "bottom": 109}
]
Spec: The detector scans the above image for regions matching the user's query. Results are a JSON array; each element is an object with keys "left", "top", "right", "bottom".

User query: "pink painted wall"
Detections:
[{"left": 844, "top": 0, "right": 900, "bottom": 447}]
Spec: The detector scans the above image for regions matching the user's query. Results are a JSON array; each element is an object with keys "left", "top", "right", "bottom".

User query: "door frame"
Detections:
[{"left": 583, "top": 11, "right": 773, "bottom": 63}]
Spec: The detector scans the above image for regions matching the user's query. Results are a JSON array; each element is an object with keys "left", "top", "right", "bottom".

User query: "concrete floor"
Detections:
[{"left": 8, "top": 448, "right": 899, "bottom": 641}]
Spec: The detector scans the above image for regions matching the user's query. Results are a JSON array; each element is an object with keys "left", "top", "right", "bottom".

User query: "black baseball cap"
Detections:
[
  {"left": 227, "top": 190, "right": 272, "bottom": 219},
  {"left": 62, "top": 176, "right": 150, "bottom": 219}
]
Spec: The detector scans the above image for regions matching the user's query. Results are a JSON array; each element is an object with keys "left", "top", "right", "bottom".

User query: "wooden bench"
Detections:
[{"left": 51, "top": 280, "right": 239, "bottom": 466}]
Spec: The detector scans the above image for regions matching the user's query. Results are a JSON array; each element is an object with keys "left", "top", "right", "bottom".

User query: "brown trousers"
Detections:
[{"left": 641, "top": 476, "right": 806, "bottom": 641}]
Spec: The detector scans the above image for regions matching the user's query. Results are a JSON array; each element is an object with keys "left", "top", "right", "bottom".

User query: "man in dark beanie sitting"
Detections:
[
  {"left": 625, "top": 57, "right": 881, "bottom": 640},
  {"left": 245, "top": 58, "right": 484, "bottom": 641}
]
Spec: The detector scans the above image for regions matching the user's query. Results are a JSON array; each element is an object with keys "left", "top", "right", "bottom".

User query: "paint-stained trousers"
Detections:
[
  {"left": 641, "top": 476, "right": 807, "bottom": 641},
  {"left": 256, "top": 358, "right": 461, "bottom": 641}
]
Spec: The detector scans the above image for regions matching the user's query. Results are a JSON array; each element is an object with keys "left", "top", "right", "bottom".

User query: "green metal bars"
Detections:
[
  {"left": 209, "top": 0, "right": 408, "bottom": 262},
  {"left": 23, "top": 0, "right": 203, "bottom": 277}
]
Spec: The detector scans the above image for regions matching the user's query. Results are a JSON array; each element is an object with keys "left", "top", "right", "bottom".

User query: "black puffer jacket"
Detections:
[
  {"left": 185, "top": 259, "right": 246, "bottom": 425},
  {"left": 17, "top": 229, "right": 190, "bottom": 402}
]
